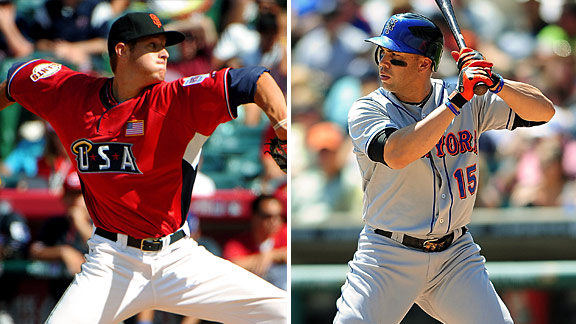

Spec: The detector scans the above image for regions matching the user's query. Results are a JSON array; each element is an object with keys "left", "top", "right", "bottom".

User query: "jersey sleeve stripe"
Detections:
[
  {"left": 505, "top": 108, "right": 513, "bottom": 130},
  {"left": 6, "top": 59, "right": 41, "bottom": 100},
  {"left": 428, "top": 158, "right": 437, "bottom": 233},
  {"left": 223, "top": 67, "right": 235, "bottom": 120},
  {"left": 441, "top": 157, "right": 454, "bottom": 232}
]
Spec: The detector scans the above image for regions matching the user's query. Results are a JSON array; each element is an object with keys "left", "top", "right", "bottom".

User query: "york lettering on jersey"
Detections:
[
  {"left": 434, "top": 130, "right": 478, "bottom": 158},
  {"left": 422, "top": 130, "right": 478, "bottom": 159},
  {"left": 71, "top": 139, "right": 141, "bottom": 174}
]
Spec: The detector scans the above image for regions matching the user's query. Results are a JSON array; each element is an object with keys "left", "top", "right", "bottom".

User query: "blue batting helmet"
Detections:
[{"left": 366, "top": 13, "right": 444, "bottom": 72}]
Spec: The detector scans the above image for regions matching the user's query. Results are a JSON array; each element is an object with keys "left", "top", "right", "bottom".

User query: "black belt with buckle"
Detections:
[
  {"left": 374, "top": 227, "right": 467, "bottom": 252},
  {"left": 95, "top": 227, "right": 186, "bottom": 251}
]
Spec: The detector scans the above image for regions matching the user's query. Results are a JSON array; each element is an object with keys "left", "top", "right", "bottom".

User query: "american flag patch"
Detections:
[{"left": 126, "top": 120, "right": 144, "bottom": 136}]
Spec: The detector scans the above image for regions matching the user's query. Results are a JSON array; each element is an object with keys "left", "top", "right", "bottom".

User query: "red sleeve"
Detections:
[
  {"left": 7, "top": 59, "right": 85, "bottom": 120},
  {"left": 168, "top": 68, "right": 235, "bottom": 136}
]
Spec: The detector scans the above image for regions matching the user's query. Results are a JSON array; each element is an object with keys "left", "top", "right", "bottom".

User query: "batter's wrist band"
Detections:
[
  {"left": 273, "top": 119, "right": 287, "bottom": 131},
  {"left": 449, "top": 92, "right": 468, "bottom": 109},
  {"left": 445, "top": 101, "right": 460, "bottom": 116},
  {"left": 490, "top": 73, "right": 504, "bottom": 94}
]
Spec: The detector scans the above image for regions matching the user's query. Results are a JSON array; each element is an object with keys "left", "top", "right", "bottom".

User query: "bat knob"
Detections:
[{"left": 473, "top": 83, "right": 489, "bottom": 95}]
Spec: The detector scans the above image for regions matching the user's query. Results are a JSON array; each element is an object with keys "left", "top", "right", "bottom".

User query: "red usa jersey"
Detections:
[{"left": 8, "top": 59, "right": 235, "bottom": 238}]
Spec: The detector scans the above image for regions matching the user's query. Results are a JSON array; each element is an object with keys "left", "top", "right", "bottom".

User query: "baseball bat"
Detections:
[{"left": 434, "top": 0, "right": 488, "bottom": 95}]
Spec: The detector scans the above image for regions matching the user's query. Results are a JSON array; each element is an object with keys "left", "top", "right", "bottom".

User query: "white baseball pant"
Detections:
[
  {"left": 334, "top": 226, "right": 513, "bottom": 324},
  {"left": 45, "top": 228, "right": 287, "bottom": 324}
]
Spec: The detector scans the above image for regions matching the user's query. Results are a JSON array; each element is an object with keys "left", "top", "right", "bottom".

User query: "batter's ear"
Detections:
[{"left": 418, "top": 58, "right": 432, "bottom": 72}]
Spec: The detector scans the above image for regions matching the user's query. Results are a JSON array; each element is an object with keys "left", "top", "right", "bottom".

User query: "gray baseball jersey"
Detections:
[{"left": 348, "top": 78, "right": 514, "bottom": 237}]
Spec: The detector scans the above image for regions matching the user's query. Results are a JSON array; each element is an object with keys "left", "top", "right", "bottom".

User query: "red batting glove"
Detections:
[
  {"left": 451, "top": 47, "right": 485, "bottom": 71},
  {"left": 457, "top": 64, "right": 494, "bottom": 101}
]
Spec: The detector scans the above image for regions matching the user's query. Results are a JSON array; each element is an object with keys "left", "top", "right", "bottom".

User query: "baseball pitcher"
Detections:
[
  {"left": 333, "top": 13, "right": 555, "bottom": 324},
  {"left": 0, "top": 12, "right": 287, "bottom": 324}
]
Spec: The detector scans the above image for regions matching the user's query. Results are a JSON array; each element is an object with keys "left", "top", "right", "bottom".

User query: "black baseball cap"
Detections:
[{"left": 107, "top": 12, "right": 185, "bottom": 56}]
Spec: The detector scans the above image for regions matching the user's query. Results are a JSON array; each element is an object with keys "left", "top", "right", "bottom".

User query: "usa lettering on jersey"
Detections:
[{"left": 71, "top": 139, "right": 141, "bottom": 174}]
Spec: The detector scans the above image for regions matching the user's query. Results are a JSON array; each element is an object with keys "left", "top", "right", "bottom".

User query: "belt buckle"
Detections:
[
  {"left": 422, "top": 238, "right": 444, "bottom": 252},
  {"left": 141, "top": 238, "right": 163, "bottom": 251}
]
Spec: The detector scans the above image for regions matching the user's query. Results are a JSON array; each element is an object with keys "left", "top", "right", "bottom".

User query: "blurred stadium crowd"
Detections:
[
  {"left": 291, "top": 0, "right": 576, "bottom": 226},
  {"left": 0, "top": 0, "right": 287, "bottom": 323}
]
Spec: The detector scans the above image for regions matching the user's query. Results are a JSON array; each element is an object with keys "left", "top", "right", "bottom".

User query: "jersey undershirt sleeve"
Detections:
[
  {"left": 512, "top": 116, "right": 547, "bottom": 129},
  {"left": 5, "top": 61, "right": 26, "bottom": 101},
  {"left": 367, "top": 128, "right": 398, "bottom": 165},
  {"left": 227, "top": 66, "right": 270, "bottom": 108}
]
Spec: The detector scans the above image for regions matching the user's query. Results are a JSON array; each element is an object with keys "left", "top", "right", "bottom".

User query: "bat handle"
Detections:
[{"left": 474, "top": 83, "right": 489, "bottom": 95}]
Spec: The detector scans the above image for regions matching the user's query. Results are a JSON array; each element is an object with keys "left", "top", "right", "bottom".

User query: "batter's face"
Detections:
[
  {"left": 126, "top": 35, "right": 169, "bottom": 84},
  {"left": 376, "top": 47, "right": 431, "bottom": 93}
]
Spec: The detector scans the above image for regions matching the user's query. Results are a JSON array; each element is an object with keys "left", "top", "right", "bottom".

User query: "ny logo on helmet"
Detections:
[{"left": 384, "top": 18, "right": 398, "bottom": 34}]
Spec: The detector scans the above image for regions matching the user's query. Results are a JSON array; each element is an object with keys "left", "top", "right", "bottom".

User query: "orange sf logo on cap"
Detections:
[{"left": 150, "top": 14, "right": 162, "bottom": 28}]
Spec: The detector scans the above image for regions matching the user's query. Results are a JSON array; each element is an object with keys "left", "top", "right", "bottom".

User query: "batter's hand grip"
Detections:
[{"left": 474, "top": 83, "right": 489, "bottom": 95}]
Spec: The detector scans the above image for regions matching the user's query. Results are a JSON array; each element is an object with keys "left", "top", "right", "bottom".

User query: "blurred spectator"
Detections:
[
  {"left": 0, "top": 0, "right": 34, "bottom": 59},
  {"left": 0, "top": 200, "right": 30, "bottom": 261},
  {"left": 536, "top": 2, "right": 576, "bottom": 58},
  {"left": 0, "top": 200, "right": 30, "bottom": 324},
  {"left": 0, "top": 120, "right": 46, "bottom": 189},
  {"left": 322, "top": 72, "right": 379, "bottom": 130},
  {"left": 532, "top": 3, "right": 576, "bottom": 106},
  {"left": 22, "top": 173, "right": 89, "bottom": 320},
  {"left": 165, "top": 13, "right": 218, "bottom": 79},
  {"left": 292, "top": 0, "right": 371, "bottom": 84},
  {"left": 212, "top": 0, "right": 287, "bottom": 88},
  {"left": 147, "top": 0, "right": 214, "bottom": 21},
  {"left": 292, "top": 121, "right": 361, "bottom": 225},
  {"left": 36, "top": 126, "right": 73, "bottom": 192},
  {"left": 510, "top": 135, "right": 567, "bottom": 207},
  {"left": 223, "top": 194, "right": 287, "bottom": 290},
  {"left": 18, "top": 0, "right": 110, "bottom": 72},
  {"left": 218, "top": 1, "right": 288, "bottom": 129},
  {"left": 89, "top": 0, "right": 130, "bottom": 34},
  {"left": 25, "top": 171, "right": 91, "bottom": 318},
  {"left": 28, "top": 171, "right": 91, "bottom": 277},
  {"left": 521, "top": 0, "right": 548, "bottom": 36}
]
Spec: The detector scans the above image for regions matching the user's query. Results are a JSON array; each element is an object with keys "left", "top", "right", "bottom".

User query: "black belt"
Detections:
[
  {"left": 95, "top": 227, "right": 186, "bottom": 252},
  {"left": 374, "top": 227, "right": 467, "bottom": 252}
]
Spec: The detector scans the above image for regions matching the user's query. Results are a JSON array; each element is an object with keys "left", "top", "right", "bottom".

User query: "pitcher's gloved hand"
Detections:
[{"left": 265, "top": 137, "right": 287, "bottom": 173}]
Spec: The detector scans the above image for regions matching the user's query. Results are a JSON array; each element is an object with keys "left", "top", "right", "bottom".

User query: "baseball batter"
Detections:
[
  {"left": 333, "top": 13, "right": 555, "bottom": 324},
  {"left": 0, "top": 12, "right": 287, "bottom": 324}
]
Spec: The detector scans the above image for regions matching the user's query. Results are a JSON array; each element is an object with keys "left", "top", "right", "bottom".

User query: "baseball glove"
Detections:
[
  {"left": 451, "top": 47, "right": 485, "bottom": 70},
  {"left": 266, "top": 137, "right": 287, "bottom": 173}
]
